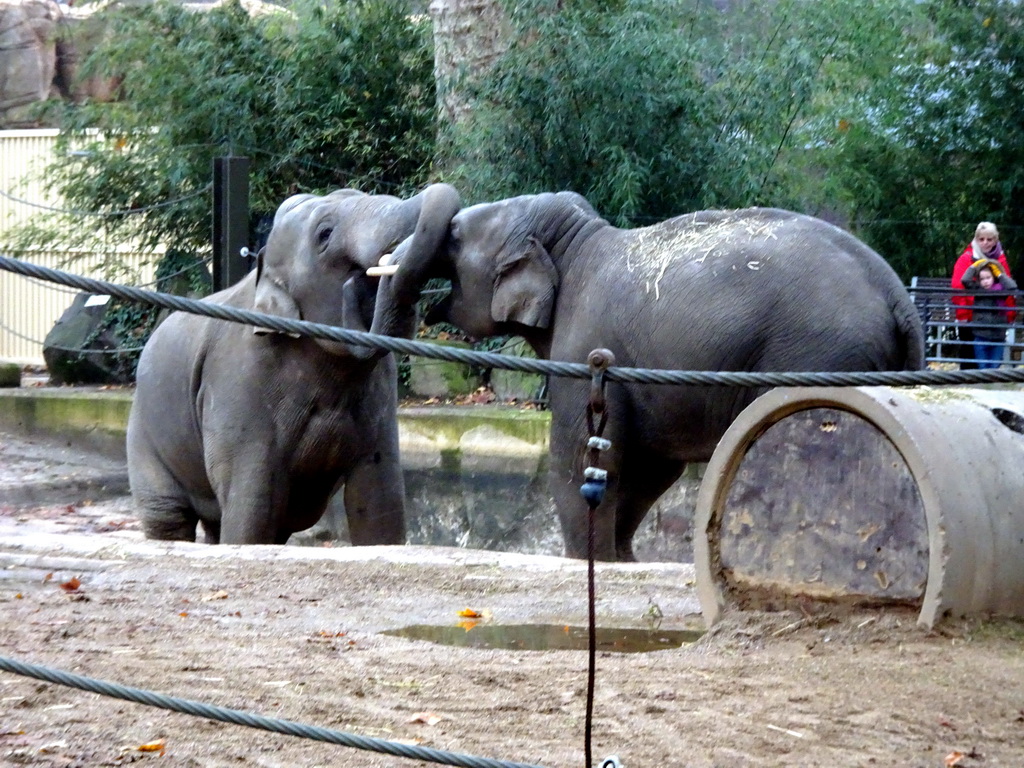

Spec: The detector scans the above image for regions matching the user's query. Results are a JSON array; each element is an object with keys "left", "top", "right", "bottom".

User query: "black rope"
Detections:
[
  {"left": 0, "top": 656, "right": 545, "bottom": 768},
  {"left": 5, "top": 253, "right": 1024, "bottom": 388}
]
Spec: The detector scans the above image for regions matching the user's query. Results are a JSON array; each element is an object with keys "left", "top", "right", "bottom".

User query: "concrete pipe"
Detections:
[{"left": 694, "top": 386, "right": 1024, "bottom": 628}]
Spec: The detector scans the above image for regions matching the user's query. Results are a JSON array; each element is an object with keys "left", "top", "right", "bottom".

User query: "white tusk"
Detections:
[{"left": 367, "top": 264, "right": 400, "bottom": 277}]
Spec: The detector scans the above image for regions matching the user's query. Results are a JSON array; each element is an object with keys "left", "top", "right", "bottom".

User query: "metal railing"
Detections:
[{"left": 908, "top": 277, "right": 1021, "bottom": 367}]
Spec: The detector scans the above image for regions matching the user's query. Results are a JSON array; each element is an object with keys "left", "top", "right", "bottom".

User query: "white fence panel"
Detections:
[
  {"left": 0, "top": 128, "right": 62, "bottom": 231},
  {"left": 0, "top": 251, "right": 158, "bottom": 365},
  {"left": 1, "top": 129, "right": 162, "bottom": 365}
]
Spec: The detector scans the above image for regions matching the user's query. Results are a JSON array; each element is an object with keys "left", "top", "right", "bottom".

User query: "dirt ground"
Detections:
[{"left": 1, "top": 429, "right": 1023, "bottom": 768}]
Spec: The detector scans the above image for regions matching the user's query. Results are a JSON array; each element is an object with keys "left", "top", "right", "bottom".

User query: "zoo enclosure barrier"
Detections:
[
  {"left": 4, "top": 253, "right": 1024, "bottom": 768},
  {"left": 5, "top": 254, "right": 1024, "bottom": 388},
  {"left": 909, "top": 276, "right": 1023, "bottom": 367}
]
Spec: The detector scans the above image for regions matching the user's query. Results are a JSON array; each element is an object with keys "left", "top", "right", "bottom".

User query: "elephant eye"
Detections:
[{"left": 315, "top": 226, "right": 333, "bottom": 248}]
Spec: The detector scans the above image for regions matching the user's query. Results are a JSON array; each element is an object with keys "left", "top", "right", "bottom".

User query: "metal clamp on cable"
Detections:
[{"left": 580, "top": 467, "right": 607, "bottom": 508}]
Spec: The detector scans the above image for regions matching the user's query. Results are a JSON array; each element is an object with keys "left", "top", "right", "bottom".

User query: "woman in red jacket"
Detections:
[{"left": 951, "top": 222, "right": 1013, "bottom": 369}]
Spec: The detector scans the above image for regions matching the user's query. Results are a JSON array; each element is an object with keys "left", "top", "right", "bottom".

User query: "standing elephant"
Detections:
[
  {"left": 417, "top": 193, "right": 924, "bottom": 561},
  {"left": 127, "top": 183, "right": 461, "bottom": 545}
]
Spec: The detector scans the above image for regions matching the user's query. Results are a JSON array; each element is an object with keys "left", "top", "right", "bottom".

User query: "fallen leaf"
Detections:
[
  {"left": 15, "top": 593, "right": 22, "bottom": 599},
  {"left": 200, "top": 590, "right": 229, "bottom": 602},
  {"left": 179, "top": 612, "right": 189, "bottom": 617},
  {"left": 43, "top": 573, "right": 53, "bottom": 582},
  {"left": 945, "top": 751, "right": 965, "bottom": 767},
  {"left": 458, "top": 608, "right": 482, "bottom": 618},
  {"left": 59, "top": 577, "right": 81, "bottom": 592},
  {"left": 407, "top": 712, "right": 442, "bottom": 726},
  {"left": 137, "top": 739, "right": 166, "bottom": 754}
]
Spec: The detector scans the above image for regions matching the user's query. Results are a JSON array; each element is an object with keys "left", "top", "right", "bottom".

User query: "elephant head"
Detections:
[
  {"left": 254, "top": 183, "right": 462, "bottom": 359},
  {"left": 419, "top": 192, "right": 599, "bottom": 347}
]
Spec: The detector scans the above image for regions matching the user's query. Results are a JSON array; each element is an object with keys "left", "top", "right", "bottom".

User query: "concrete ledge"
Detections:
[
  {"left": 0, "top": 387, "right": 134, "bottom": 459},
  {"left": 0, "top": 388, "right": 552, "bottom": 461}
]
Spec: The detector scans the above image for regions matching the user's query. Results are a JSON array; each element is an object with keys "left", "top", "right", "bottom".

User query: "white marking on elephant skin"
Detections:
[{"left": 624, "top": 213, "right": 782, "bottom": 297}]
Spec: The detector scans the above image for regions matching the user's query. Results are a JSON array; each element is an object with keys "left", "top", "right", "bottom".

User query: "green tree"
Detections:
[
  {"left": 819, "top": 0, "right": 1024, "bottom": 279},
  {"left": 4, "top": 0, "right": 436, "bottom": 259},
  {"left": 1, "top": 0, "right": 436, "bottom": 379},
  {"left": 444, "top": 0, "right": 912, "bottom": 227}
]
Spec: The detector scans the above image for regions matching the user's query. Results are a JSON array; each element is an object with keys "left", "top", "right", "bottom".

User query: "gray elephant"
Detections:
[
  {"left": 127, "top": 183, "right": 461, "bottom": 545},
  {"left": 418, "top": 193, "right": 924, "bottom": 561}
]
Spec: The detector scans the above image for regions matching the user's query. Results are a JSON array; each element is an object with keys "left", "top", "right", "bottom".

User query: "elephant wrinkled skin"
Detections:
[
  {"left": 420, "top": 193, "right": 925, "bottom": 561},
  {"left": 127, "top": 184, "right": 461, "bottom": 545}
]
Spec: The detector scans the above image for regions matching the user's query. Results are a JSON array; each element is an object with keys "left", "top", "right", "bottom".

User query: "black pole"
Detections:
[{"left": 212, "top": 155, "right": 251, "bottom": 292}]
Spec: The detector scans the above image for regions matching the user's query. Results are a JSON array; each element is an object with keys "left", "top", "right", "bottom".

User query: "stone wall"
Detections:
[
  {"left": 0, "top": 0, "right": 282, "bottom": 127},
  {"left": 0, "top": 0, "right": 112, "bottom": 127}
]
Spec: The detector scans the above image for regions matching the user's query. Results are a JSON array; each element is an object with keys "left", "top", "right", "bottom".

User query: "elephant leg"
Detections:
[
  {"left": 139, "top": 496, "right": 201, "bottom": 541},
  {"left": 343, "top": 449, "right": 406, "bottom": 546},
  {"left": 612, "top": 450, "right": 687, "bottom": 561},
  {"left": 200, "top": 517, "right": 221, "bottom": 545},
  {"left": 213, "top": 447, "right": 289, "bottom": 545},
  {"left": 130, "top": 456, "right": 202, "bottom": 541}
]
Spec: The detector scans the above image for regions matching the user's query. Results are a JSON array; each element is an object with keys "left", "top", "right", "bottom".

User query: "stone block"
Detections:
[
  {"left": 0, "top": 361, "right": 20, "bottom": 387},
  {"left": 490, "top": 336, "right": 544, "bottom": 402},
  {"left": 407, "top": 339, "right": 481, "bottom": 398}
]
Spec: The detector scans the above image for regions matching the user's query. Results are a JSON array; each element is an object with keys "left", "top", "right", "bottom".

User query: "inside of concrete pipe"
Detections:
[{"left": 712, "top": 404, "right": 928, "bottom": 614}]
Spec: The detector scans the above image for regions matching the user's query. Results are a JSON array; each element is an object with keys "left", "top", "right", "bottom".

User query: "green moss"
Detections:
[
  {"left": 400, "top": 408, "right": 551, "bottom": 448},
  {"left": 440, "top": 448, "right": 462, "bottom": 473},
  {"left": 0, "top": 390, "right": 132, "bottom": 443},
  {"left": 0, "top": 362, "right": 20, "bottom": 388}
]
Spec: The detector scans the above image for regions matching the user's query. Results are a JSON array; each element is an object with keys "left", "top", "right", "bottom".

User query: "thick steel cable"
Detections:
[
  {"left": 0, "top": 656, "right": 546, "bottom": 768},
  {"left": 4, "top": 253, "right": 1024, "bottom": 387}
]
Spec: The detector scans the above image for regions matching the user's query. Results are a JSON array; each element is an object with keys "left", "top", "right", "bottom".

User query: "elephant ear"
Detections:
[
  {"left": 252, "top": 247, "right": 301, "bottom": 336},
  {"left": 491, "top": 237, "right": 559, "bottom": 329}
]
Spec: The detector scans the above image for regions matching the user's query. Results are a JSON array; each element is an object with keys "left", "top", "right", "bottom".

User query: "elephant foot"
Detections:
[{"left": 616, "top": 545, "right": 638, "bottom": 563}]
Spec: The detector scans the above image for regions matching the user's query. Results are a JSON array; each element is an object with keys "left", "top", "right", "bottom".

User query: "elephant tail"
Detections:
[{"left": 891, "top": 287, "right": 926, "bottom": 371}]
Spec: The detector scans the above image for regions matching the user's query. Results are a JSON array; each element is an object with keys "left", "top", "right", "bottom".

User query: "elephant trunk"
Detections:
[
  {"left": 388, "top": 183, "right": 461, "bottom": 306},
  {"left": 309, "top": 183, "right": 461, "bottom": 361},
  {"left": 348, "top": 183, "right": 461, "bottom": 359},
  {"left": 337, "top": 275, "right": 385, "bottom": 361}
]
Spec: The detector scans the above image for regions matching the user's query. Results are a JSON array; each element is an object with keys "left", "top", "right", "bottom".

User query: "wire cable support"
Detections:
[
  {"left": 4, "top": 253, "right": 1024, "bottom": 388},
  {"left": 0, "top": 656, "right": 545, "bottom": 768},
  {"left": 0, "top": 184, "right": 212, "bottom": 217}
]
